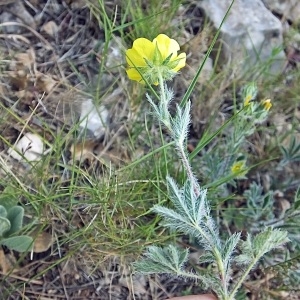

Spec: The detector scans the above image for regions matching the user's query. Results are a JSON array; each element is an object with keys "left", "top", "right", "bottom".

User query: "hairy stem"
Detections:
[
  {"left": 157, "top": 75, "right": 228, "bottom": 298},
  {"left": 214, "top": 248, "right": 228, "bottom": 299},
  {"left": 177, "top": 143, "right": 199, "bottom": 198},
  {"left": 228, "top": 258, "right": 258, "bottom": 300},
  {"left": 158, "top": 73, "right": 171, "bottom": 130}
]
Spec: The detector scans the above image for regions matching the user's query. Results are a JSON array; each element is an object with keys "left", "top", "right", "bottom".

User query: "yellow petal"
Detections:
[
  {"left": 126, "top": 48, "right": 146, "bottom": 67},
  {"left": 126, "top": 38, "right": 154, "bottom": 67},
  {"left": 244, "top": 95, "right": 252, "bottom": 106},
  {"left": 126, "top": 68, "right": 143, "bottom": 83},
  {"left": 172, "top": 52, "right": 186, "bottom": 72},
  {"left": 262, "top": 99, "right": 272, "bottom": 111},
  {"left": 153, "top": 34, "right": 180, "bottom": 60}
]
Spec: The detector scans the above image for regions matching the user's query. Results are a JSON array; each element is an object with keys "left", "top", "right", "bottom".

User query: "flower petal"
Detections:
[
  {"left": 153, "top": 34, "right": 180, "bottom": 60},
  {"left": 126, "top": 48, "right": 146, "bottom": 67},
  {"left": 172, "top": 53, "right": 186, "bottom": 72},
  {"left": 126, "top": 68, "right": 143, "bottom": 83},
  {"left": 126, "top": 38, "right": 154, "bottom": 67}
]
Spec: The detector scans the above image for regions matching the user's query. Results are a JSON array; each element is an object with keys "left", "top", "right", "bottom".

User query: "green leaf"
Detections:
[
  {"left": 294, "top": 187, "right": 300, "bottom": 210},
  {"left": 0, "top": 205, "right": 7, "bottom": 218},
  {"left": 0, "top": 186, "right": 18, "bottom": 210},
  {"left": 252, "top": 228, "right": 289, "bottom": 258},
  {"left": 6, "top": 206, "right": 24, "bottom": 236},
  {"left": 0, "top": 235, "right": 33, "bottom": 252},
  {"left": 133, "top": 244, "right": 189, "bottom": 275},
  {"left": 0, "top": 216, "right": 10, "bottom": 236}
]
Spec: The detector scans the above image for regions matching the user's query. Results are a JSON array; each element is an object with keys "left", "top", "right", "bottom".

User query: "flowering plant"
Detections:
[
  {"left": 126, "top": 34, "right": 186, "bottom": 85},
  {"left": 125, "top": 34, "right": 288, "bottom": 300}
]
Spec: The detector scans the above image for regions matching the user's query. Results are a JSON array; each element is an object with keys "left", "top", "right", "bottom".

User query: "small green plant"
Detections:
[
  {"left": 125, "top": 31, "right": 289, "bottom": 300},
  {"left": 199, "top": 82, "right": 273, "bottom": 190},
  {"left": 279, "top": 136, "right": 300, "bottom": 166},
  {"left": 0, "top": 188, "right": 33, "bottom": 252}
]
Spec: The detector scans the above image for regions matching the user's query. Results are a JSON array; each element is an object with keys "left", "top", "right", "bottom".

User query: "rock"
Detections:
[
  {"left": 199, "top": 0, "right": 287, "bottom": 77},
  {"left": 105, "top": 36, "right": 124, "bottom": 72},
  {"left": 78, "top": 98, "right": 109, "bottom": 139},
  {"left": 7, "top": 133, "right": 45, "bottom": 162},
  {"left": 263, "top": 0, "right": 300, "bottom": 24}
]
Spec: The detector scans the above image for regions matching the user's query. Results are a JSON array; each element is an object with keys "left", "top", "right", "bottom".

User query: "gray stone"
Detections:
[{"left": 199, "top": 0, "right": 287, "bottom": 77}]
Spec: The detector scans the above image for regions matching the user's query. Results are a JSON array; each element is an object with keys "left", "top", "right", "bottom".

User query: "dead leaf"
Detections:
[
  {"left": 7, "top": 70, "right": 28, "bottom": 90},
  {"left": 41, "top": 21, "right": 59, "bottom": 37},
  {"left": 14, "top": 49, "right": 36, "bottom": 70},
  {"left": 36, "top": 73, "right": 57, "bottom": 93},
  {"left": 32, "top": 231, "right": 53, "bottom": 253},
  {"left": 15, "top": 89, "right": 33, "bottom": 100},
  {"left": 279, "top": 199, "right": 291, "bottom": 217},
  {"left": 0, "top": 249, "right": 17, "bottom": 274},
  {"left": 70, "top": 140, "right": 100, "bottom": 161}
]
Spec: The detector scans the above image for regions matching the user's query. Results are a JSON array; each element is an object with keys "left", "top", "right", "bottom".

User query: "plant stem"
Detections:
[
  {"left": 157, "top": 73, "right": 199, "bottom": 197},
  {"left": 157, "top": 72, "right": 228, "bottom": 298},
  {"left": 158, "top": 73, "right": 171, "bottom": 130},
  {"left": 177, "top": 143, "right": 199, "bottom": 197},
  {"left": 194, "top": 224, "right": 228, "bottom": 298},
  {"left": 228, "top": 258, "right": 258, "bottom": 300},
  {"left": 214, "top": 248, "right": 228, "bottom": 299}
]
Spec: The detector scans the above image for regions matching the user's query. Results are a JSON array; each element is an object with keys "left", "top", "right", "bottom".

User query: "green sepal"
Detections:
[
  {"left": 162, "top": 52, "right": 173, "bottom": 66},
  {"left": 153, "top": 43, "right": 163, "bottom": 65}
]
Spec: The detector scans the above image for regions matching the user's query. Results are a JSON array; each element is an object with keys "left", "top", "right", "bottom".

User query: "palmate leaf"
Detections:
[
  {"left": 153, "top": 177, "right": 221, "bottom": 250},
  {"left": 222, "top": 232, "right": 241, "bottom": 285},
  {"left": 133, "top": 244, "right": 189, "bottom": 275},
  {"left": 164, "top": 177, "right": 208, "bottom": 225},
  {"left": 280, "top": 136, "right": 300, "bottom": 166},
  {"left": 252, "top": 228, "right": 289, "bottom": 258},
  {"left": 236, "top": 228, "right": 289, "bottom": 266},
  {"left": 222, "top": 232, "right": 241, "bottom": 268}
]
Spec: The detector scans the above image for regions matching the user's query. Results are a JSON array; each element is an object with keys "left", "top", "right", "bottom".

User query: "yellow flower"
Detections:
[
  {"left": 126, "top": 34, "right": 186, "bottom": 85},
  {"left": 242, "top": 82, "right": 257, "bottom": 106},
  {"left": 244, "top": 94, "right": 252, "bottom": 106},
  {"left": 231, "top": 160, "right": 247, "bottom": 178},
  {"left": 261, "top": 99, "right": 272, "bottom": 111}
]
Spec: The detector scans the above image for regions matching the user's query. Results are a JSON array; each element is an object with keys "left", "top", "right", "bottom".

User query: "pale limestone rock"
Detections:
[
  {"left": 7, "top": 133, "right": 45, "bottom": 162},
  {"left": 79, "top": 98, "right": 109, "bottom": 138},
  {"left": 199, "top": 0, "right": 287, "bottom": 76}
]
